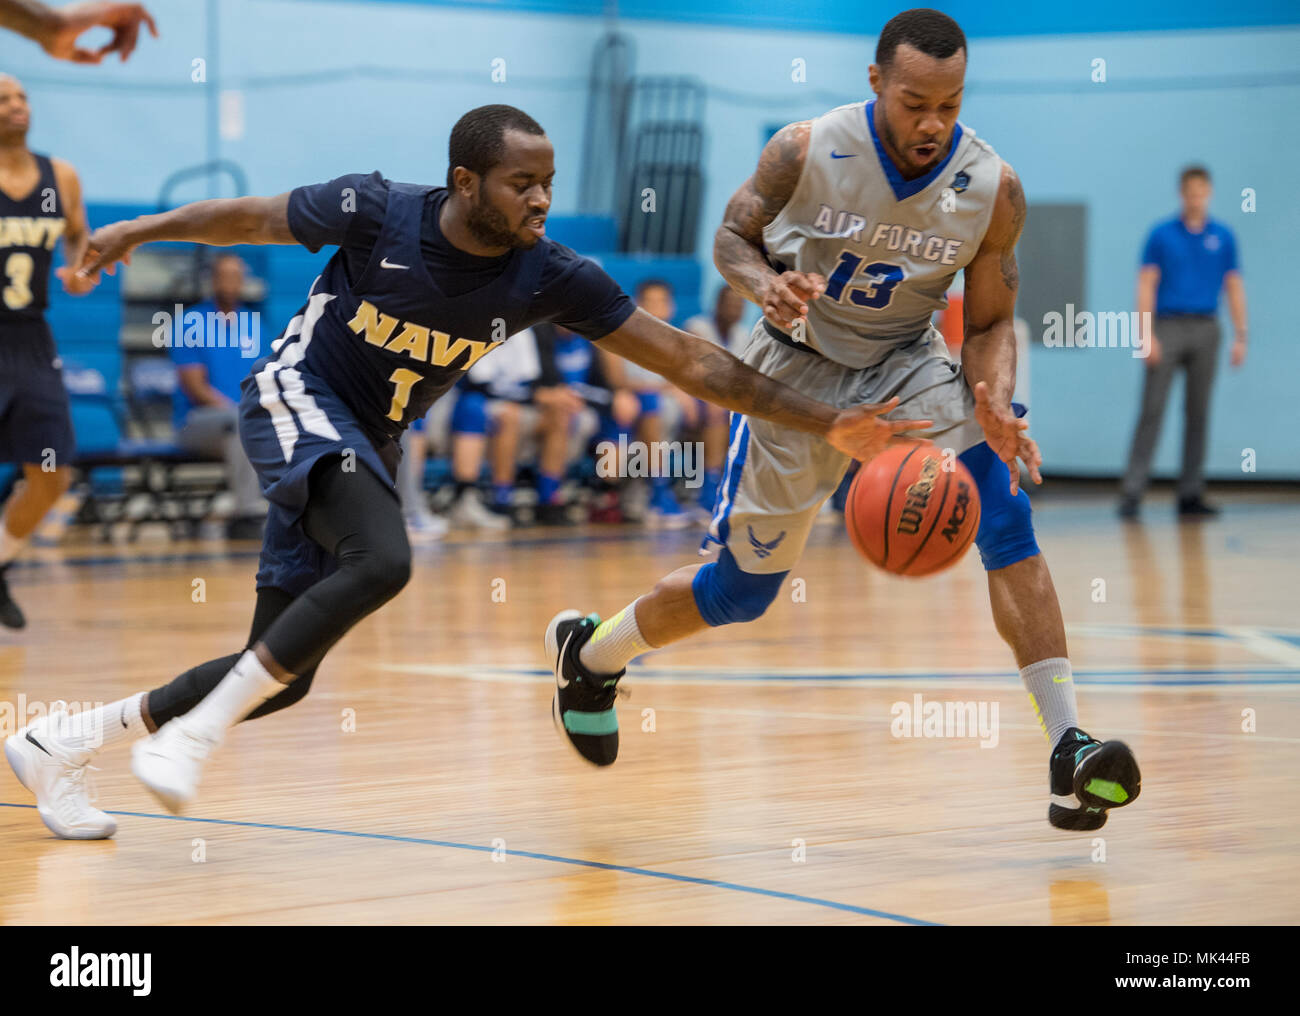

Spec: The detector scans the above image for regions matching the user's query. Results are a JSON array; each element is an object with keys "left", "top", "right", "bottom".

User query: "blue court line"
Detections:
[
  {"left": 468, "top": 665, "right": 1300, "bottom": 687},
  {"left": 0, "top": 803, "right": 938, "bottom": 926},
  {"left": 8, "top": 529, "right": 660, "bottom": 577}
]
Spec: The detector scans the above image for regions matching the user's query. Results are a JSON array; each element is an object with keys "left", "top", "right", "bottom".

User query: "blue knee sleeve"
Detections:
[
  {"left": 959, "top": 442, "right": 1040, "bottom": 571},
  {"left": 451, "top": 391, "right": 489, "bottom": 435},
  {"left": 691, "top": 547, "right": 785, "bottom": 626}
]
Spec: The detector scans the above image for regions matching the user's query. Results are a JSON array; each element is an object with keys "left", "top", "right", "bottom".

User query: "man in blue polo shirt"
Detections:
[
  {"left": 1120, "top": 165, "right": 1248, "bottom": 518},
  {"left": 170, "top": 254, "right": 268, "bottom": 538}
]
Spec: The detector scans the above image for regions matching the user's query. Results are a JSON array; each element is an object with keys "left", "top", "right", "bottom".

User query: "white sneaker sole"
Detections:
[
  {"left": 5, "top": 734, "right": 34, "bottom": 793},
  {"left": 545, "top": 609, "right": 592, "bottom": 761}
]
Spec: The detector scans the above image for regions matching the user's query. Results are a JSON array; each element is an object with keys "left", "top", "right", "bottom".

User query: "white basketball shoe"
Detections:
[
  {"left": 131, "top": 717, "right": 221, "bottom": 814},
  {"left": 5, "top": 709, "right": 116, "bottom": 840}
]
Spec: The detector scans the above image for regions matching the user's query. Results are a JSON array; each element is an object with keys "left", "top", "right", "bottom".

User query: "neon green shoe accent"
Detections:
[
  {"left": 589, "top": 610, "right": 619, "bottom": 644},
  {"left": 1085, "top": 778, "right": 1128, "bottom": 804},
  {"left": 563, "top": 709, "right": 619, "bottom": 736}
]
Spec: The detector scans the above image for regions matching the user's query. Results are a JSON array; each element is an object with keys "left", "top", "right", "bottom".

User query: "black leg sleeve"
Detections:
[
  {"left": 145, "top": 462, "right": 409, "bottom": 726},
  {"left": 256, "top": 461, "right": 411, "bottom": 676},
  {"left": 146, "top": 586, "right": 319, "bottom": 726}
]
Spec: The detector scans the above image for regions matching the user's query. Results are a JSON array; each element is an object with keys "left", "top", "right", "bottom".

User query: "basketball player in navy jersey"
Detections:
[
  {"left": 0, "top": 73, "right": 95, "bottom": 629},
  {"left": 4, "top": 104, "right": 926, "bottom": 838}
]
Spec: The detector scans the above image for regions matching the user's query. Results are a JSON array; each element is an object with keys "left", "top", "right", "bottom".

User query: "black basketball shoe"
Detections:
[
  {"left": 0, "top": 565, "right": 26, "bottom": 629},
  {"left": 545, "top": 609, "right": 625, "bottom": 766},
  {"left": 1048, "top": 727, "right": 1141, "bottom": 831}
]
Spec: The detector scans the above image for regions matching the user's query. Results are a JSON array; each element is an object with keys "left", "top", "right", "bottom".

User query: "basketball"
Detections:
[{"left": 845, "top": 441, "right": 981, "bottom": 577}]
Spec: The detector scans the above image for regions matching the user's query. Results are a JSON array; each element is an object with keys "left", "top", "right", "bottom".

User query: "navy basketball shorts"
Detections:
[
  {"left": 0, "top": 320, "right": 76, "bottom": 468},
  {"left": 238, "top": 359, "right": 400, "bottom": 597}
]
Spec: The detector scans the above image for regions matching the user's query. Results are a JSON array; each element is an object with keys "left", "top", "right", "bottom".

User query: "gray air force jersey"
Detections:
[{"left": 762, "top": 100, "right": 1003, "bottom": 369}]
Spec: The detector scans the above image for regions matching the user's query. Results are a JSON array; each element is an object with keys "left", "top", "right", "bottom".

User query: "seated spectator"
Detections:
[
  {"left": 396, "top": 414, "right": 448, "bottom": 543},
  {"left": 684, "top": 283, "right": 750, "bottom": 517},
  {"left": 534, "top": 323, "right": 634, "bottom": 524},
  {"left": 169, "top": 254, "right": 267, "bottom": 540},
  {"left": 447, "top": 325, "right": 543, "bottom": 529},
  {"left": 608, "top": 278, "right": 691, "bottom": 528}
]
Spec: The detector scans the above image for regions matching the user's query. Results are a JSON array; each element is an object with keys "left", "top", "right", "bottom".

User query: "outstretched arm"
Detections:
[
  {"left": 77, "top": 193, "right": 295, "bottom": 279},
  {"left": 598, "top": 309, "right": 929, "bottom": 461},
  {"left": 961, "top": 161, "right": 1042, "bottom": 494},
  {"left": 1, "top": 0, "right": 157, "bottom": 63},
  {"left": 714, "top": 121, "right": 826, "bottom": 331}
]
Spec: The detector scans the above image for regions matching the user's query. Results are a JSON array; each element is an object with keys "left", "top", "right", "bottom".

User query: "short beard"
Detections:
[
  {"left": 879, "top": 110, "right": 939, "bottom": 175},
  {"left": 466, "top": 194, "right": 530, "bottom": 250}
]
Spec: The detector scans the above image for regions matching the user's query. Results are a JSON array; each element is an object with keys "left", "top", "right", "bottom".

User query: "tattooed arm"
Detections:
[
  {"left": 713, "top": 121, "right": 826, "bottom": 330},
  {"left": 962, "top": 160, "right": 1041, "bottom": 493},
  {"left": 598, "top": 309, "right": 929, "bottom": 459}
]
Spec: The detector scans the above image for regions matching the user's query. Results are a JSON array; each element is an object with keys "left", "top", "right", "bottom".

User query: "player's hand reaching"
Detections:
[
  {"left": 76, "top": 220, "right": 139, "bottom": 281},
  {"left": 760, "top": 270, "right": 825, "bottom": 333},
  {"left": 39, "top": 2, "right": 159, "bottom": 64},
  {"left": 56, "top": 265, "right": 97, "bottom": 295},
  {"left": 826, "top": 397, "right": 932, "bottom": 463},
  {"left": 972, "top": 381, "right": 1042, "bottom": 496}
]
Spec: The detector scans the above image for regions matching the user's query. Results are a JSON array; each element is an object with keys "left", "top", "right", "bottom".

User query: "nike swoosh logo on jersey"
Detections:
[
  {"left": 830, "top": 150, "right": 857, "bottom": 159},
  {"left": 380, "top": 257, "right": 410, "bottom": 270}
]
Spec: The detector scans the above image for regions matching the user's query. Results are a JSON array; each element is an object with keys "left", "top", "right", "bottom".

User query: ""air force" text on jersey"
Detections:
[{"left": 811, "top": 204, "right": 964, "bottom": 266}]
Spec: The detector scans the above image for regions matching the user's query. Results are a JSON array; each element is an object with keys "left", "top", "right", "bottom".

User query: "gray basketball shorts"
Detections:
[{"left": 701, "top": 321, "right": 984, "bottom": 574}]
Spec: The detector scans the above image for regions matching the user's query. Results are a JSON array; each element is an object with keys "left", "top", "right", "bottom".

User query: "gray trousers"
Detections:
[
  {"left": 178, "top": 405, "right": 268, "bottom": 518},
  {"left": 1122, "top": 315, "right": 1221, "bottom": 500}
]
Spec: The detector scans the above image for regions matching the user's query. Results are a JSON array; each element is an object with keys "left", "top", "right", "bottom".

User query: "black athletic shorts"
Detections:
[{"left": 0, "top": 319, "right": 76, "bottom": 467}]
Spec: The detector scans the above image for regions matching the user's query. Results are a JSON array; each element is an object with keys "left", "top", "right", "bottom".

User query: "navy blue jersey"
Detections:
[
  {"left": 278, "top": 172, "right": 635, "bottom": 446},
  {"left": 0, "top": 153, "right": 64, "bottom": 323}
]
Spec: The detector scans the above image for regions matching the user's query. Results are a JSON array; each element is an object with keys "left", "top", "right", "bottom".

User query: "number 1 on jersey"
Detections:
[
  {"left": 823, "top": 250, "right": 904, "bottom": 310},
  {"left": 386, "top": 368, "right": 422, "bottom": 422}
]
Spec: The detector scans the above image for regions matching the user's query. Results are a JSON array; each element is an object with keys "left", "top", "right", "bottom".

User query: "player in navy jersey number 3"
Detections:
[
  {"left": 0, "top": 74, "right": 96, "bottom": 631},
  {"left": 4, "top": 105, "right": 928, "bottom": 838}
]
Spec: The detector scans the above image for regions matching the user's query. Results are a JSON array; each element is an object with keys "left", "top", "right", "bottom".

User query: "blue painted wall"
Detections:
[{"left": 7, "top": 0, "right": 1297, "bottom": 477}]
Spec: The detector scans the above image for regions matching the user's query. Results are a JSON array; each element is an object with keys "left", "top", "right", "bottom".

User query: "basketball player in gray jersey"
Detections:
[{"left": 545, "top": 9, "right": 1141, "bottom": 833}]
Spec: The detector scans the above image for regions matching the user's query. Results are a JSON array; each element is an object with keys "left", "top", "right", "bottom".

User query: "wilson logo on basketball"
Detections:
[
  {"left": 845, "top": 441, "right": 982, "bottom": 577},
  {"left": 895, "top": 455, "right": 940, "bottom": 536}
]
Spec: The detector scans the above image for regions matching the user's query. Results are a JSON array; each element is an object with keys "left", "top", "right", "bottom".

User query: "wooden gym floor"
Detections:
[{"left": 1, "top": 486, "right": 1297, "bottom": 925}]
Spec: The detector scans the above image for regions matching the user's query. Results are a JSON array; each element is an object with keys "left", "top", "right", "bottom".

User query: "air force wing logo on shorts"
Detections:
[{"left": 748, "top": 525, "right": 787, "bottom": 560}]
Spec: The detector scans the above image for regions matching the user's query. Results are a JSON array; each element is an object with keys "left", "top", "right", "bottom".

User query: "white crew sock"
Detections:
[
  {"left": 61, "top": 692, "right": 148, "bottom": 753},
  {"left": 579, "top": 599, "right": 654, "bottom": 675},
  {"left": 1020, "top": 657, "right": 1079, "bottom": 747},
  {"left": 0, "top": 525, "right": 27, "bottom": 567},
  {"left": 181, "top": 650, "right": 289, "bottom": 741}
]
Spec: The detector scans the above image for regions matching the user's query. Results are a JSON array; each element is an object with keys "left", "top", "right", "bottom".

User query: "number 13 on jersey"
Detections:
[{"left": 823, "top": 251, "right": 904, "bottom": 310}]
